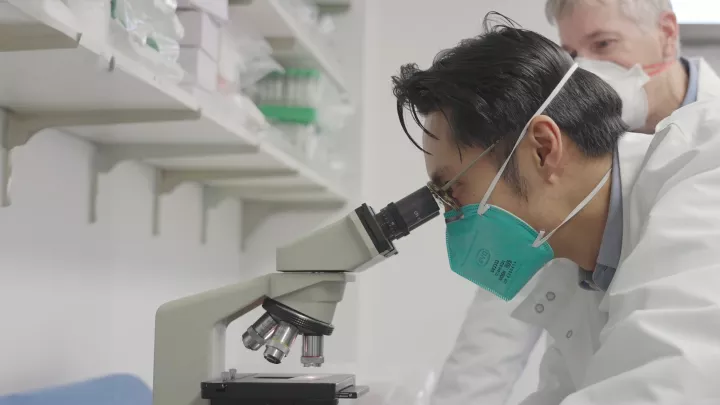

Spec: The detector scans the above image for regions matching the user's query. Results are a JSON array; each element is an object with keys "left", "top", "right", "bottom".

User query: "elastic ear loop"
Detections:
[
  {"left": 479, "top": 63, "right": 580, "bottom": 213},
  {"left": 532, "top": 168, "right": 611, "bottom": 247}
]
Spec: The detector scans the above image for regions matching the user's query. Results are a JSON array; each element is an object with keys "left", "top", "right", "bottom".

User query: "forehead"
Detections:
[
  {"left": 556, "top": 0, "right": 630, "bottom": 46},
  {"left": 421, "top": 111, "right": 463, "bottom": 182},
  {"left": 421, "top": 111, "right": 456, "bottom": 156}
]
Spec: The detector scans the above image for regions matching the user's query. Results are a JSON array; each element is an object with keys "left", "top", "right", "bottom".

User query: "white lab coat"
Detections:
[
  {"left": 518, "top": 98, "right": 720, "bottom": 404},
  {"left": 431, "top": 59, "right": 720, "bottom": 405}
]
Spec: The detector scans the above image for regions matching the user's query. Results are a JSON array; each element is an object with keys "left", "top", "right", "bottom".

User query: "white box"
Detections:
[
  {"left": 217, "top": 25, "right": 241, "bottom": 90},
  {"left": 177, "top": 0, "right": 228, "bottom": 21},
  {"left": 178, "top": 9, "right": 220, "bottom": 60},
  {"left": 179, "top": 48, "right": 218, "bottom": 92}
]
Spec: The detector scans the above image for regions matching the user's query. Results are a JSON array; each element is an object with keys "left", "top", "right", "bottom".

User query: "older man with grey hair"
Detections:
[
  {"left": 430, "top": 2, "right": 720, "bottom": 405},
  {"left": 547, "top": 0, "right": 720, "bottom": 133}
]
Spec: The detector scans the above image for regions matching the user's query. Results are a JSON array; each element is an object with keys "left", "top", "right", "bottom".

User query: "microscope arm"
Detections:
[{"left": 153, "top": 272, "right": 353, "bottom": 405}]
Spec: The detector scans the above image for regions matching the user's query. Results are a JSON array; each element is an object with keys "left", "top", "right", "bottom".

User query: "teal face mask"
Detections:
[
  {"left": 441, "top": 63, "right": 611, "bottom": 301},
  {"left": 444, "top": 204, "right": 554, "bottom": 301}
]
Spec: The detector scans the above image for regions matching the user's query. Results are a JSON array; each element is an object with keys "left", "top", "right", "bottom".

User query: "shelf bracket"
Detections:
[
  {"left": 151, "top": 168, "right": 178, "bottom": 236},
  {"left": 218, "top": 184, "right": 327, "bottom": 201},
  {"left": 95, "top": 143, "right": 258, "bottom": 161},
  {"left": 91, "top": 144, "right": 259, "bottom": 225},
  {"left": 200, "top": 186, "right": 231, "bottom": 245},
  {"left": 193, "top": 169, "right": 298, "bottom": 243},
  {"left": 317, "top": 4, "right": 351, "bottom": 14},
  {"left": 0, "top": 108, "right": 201, "bottom": 208},
  {"left": 88, "top": 147, "right": 122, "bottom": 223},
  {"left": 239, "top": 199, "right": 345, "bottom": 251},
  {"left": 151, "top": 167, "right": 295, "bottom": 238}
]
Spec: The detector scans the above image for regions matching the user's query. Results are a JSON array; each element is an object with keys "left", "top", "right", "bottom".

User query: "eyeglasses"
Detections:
[{"left": 426, "top": 142, "right": 498, "bottom": 212}]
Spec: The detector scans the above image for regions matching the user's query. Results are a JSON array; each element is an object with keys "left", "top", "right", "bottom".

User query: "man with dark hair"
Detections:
[
  {"left": 423, "top": 4, "right": 720, "bottom": 405},
  {"left": 393, "top": 16, "right": 720, "bottom": 405}
]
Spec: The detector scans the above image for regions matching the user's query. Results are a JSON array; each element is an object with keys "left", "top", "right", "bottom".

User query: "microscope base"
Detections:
[{"left": 201, "top": 373, "right": 368, "bottom": 405}]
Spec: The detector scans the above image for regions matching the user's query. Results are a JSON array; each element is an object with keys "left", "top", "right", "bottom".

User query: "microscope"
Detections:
[{"left": 152, "top": 185, "right": 442, "bottom": 405}]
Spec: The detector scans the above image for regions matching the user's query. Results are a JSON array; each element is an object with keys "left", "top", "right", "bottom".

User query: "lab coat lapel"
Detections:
[
  {"left": 696, "top": 58, "right": 720, "bottom": 101},
  {"left": 617, "top": 133, "right": 654, "bottom": 263},
  {"left": 596, "top": 133, "right": 652, "bottom": 313}
]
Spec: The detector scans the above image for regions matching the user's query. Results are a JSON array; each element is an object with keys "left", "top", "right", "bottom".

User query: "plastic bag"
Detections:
[
  {"left": 217, "top": 21, "right": 283, "bottom": 94},
  {"left": 277, "top": 0, "right": 320, "bottom": 28},
  {"left": 110, "top": 0, "right": 184, "bottom": 80}
]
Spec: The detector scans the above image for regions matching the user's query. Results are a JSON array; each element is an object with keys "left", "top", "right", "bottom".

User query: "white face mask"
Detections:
[{"left": 575, "top": 57, "right": 650, "bottom": 131}]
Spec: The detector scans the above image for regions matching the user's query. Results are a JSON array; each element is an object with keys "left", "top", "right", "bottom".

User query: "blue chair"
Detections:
[{"left": 0, "top": 374, "right": 152, "bottom": 405}]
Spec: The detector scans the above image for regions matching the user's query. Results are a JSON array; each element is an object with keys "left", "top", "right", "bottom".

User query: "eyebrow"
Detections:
[
  {"left": 585, "top": 30, "right": 616, "bottom": 41},
  {"left": 563, "top": 30, "right": 616, "bottom": 54}
]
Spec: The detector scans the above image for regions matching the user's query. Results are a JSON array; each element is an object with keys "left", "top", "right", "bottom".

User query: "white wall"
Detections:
[
  {"left": 0, "top": 128, "right": 359, "bottom": 394},
  {"left": 684, "top": 45, "right": 720, "bottom": 69},
  {"left": 357, "top": 0, "right": 555, "bottom": 402}
]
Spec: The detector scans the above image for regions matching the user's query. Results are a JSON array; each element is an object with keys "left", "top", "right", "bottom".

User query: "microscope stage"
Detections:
[{"left": 201, "top": 373, "right": 368, "bottom": 405}]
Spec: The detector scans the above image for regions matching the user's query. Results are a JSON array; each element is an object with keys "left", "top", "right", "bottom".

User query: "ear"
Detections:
[
  {"left": 526, "top": 115, "right": 563, "bottom": 181},
  {"left": 657, "top": 11, "right": 679, "bottom": 59}
]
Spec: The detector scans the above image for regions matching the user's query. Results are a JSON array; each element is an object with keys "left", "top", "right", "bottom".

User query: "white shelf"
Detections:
[
  {"left": 63, "top": 90, "right": 257, "bottom": 145},
  {"left": 0, "top": 39, "right": 198, "bottom": 113},
  {"left": 0, "top": 0, "right": 81, "bottom": 51},
  {"left": 229, "top": 0, "right": 348, "bottom": 94},
  {"left": 312, "top": 0, "right": 351, "bottom": 7},
  {"left": 0, "top": 1, "right": 349, "bottom": 211}
]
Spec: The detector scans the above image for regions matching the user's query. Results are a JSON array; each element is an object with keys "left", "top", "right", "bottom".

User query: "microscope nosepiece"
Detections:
[
  {"left": 263, "top": 322, "right": 299, "bottom": 364},
  {"left": 243, "top": 312, "right": 278, "bottom": 351}
]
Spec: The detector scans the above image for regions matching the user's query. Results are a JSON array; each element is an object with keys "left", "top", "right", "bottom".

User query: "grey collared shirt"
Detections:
[
  {"left": 681, "top": 57, "right": 700, "bottom": 107},
  {"left": 578, "top": 57, "right": 700, "bottom": 291},
  {"left": 579, "top": 147, "right": 623, "bottom": 291}
]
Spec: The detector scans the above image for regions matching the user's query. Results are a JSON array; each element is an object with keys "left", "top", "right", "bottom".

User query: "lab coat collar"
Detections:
[
  {"left": 696, "top": 58, "right": 720, "bottom": 102},
  {"left": 596, "top": 132, "right": 653, "bottom": 312},
  {"left": 617, "top": 133, "right": 654, "bottom": 264}
]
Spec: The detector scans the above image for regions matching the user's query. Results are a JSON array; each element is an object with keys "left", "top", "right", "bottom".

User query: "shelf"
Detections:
[
  {"left": 63, "top": 90, "right": 257, "bottom": 145},
  {"left": 0, "top": 2, "right": 198, "bottom": 114},
  {"left": 0, "top": 0, "right": 349, "bottom": 242},
  {"left": 0, "top": 40, "right": 198, "bottom": 114},
  {"left": 229, "top": 0, "right": 348, "bottom": 94},
  {"left": 134, "top": 140, "right": 347, "bottom": 203},
  {"left": 0, "top": 0, "right": 81, "bottom": 51}
]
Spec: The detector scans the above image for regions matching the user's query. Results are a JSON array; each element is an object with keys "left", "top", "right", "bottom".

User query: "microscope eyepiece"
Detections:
[{"left": 375, "top": 186, "right": 440, "bottom": 242}]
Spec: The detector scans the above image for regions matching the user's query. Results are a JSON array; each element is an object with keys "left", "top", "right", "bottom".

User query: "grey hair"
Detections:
[{"left": 545, "top": 0, "right": 673, "bottom": 25}]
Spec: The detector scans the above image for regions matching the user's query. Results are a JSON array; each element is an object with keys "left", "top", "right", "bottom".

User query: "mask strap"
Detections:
[
  {"left": 480, "top": 63, "right": 579, "bottom": 208},
  {"left": 532, "top": 168, "right": 611, "bottom": 248},
  {"left": 643, "top": 60, "right": 674, "bottom": 77}
]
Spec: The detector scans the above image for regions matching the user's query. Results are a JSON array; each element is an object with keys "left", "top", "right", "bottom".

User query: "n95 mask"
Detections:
[{"left": 576, "top": 57, "right": 650, "bottom": 131}]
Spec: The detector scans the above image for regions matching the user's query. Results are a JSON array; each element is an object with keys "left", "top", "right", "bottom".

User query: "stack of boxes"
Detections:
[{"left": 176, "top": 0, "right": 228, "bottom": 92}]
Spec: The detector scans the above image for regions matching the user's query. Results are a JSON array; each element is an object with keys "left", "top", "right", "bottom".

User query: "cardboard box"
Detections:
[
  {"left": 178, "top": 9, "right": 220, "bottom": 60},
  {"left": 179, "top": 48, "right": 218, "bottom": 92},
  {"left": 177, "top": 0, "right": 228, "bottom": 21}
]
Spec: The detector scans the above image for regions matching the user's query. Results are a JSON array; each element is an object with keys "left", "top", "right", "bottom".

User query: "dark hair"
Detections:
[{"left": 392, "top": 12, "right": 627, "bottom": 192}]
